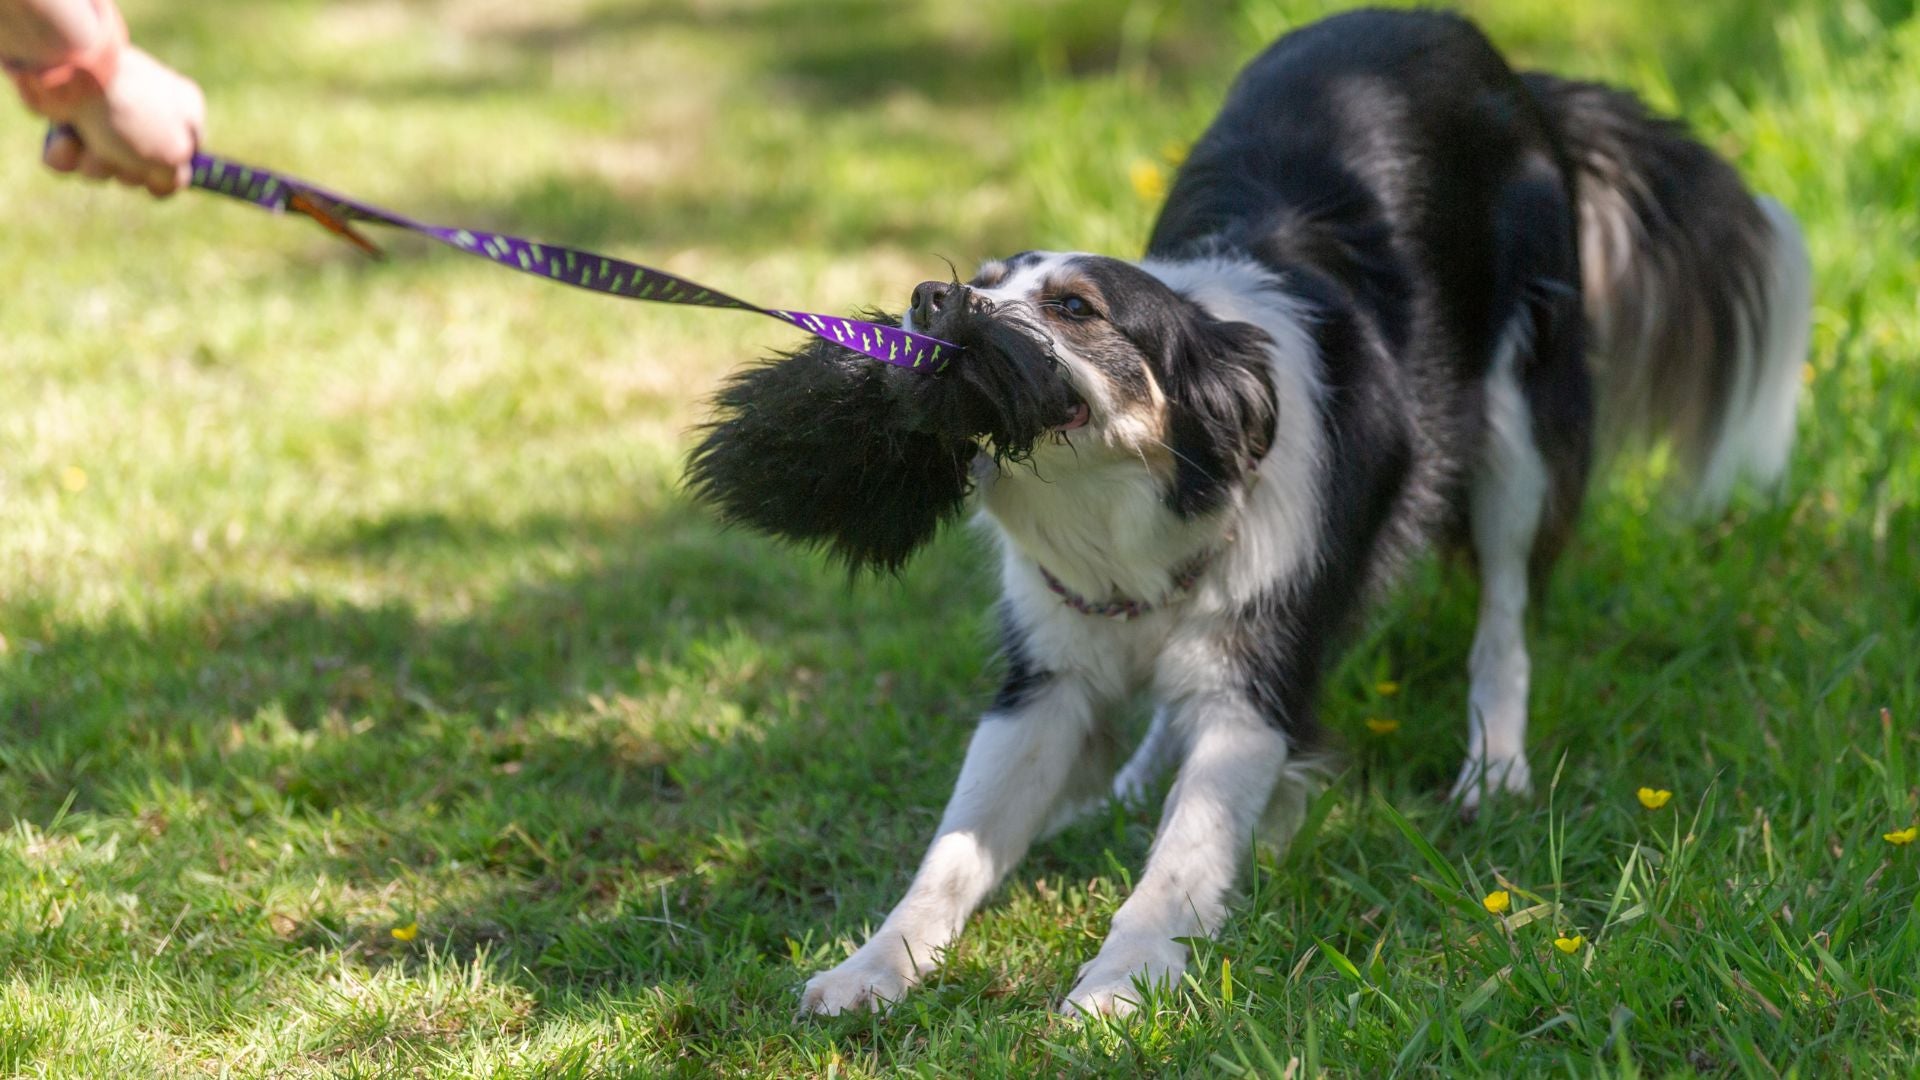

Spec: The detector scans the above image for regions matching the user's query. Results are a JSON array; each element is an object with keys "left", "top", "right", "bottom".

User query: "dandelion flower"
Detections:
[
  {"left": 1552, "top": 934, "right": 1584, "bottom": 954},
  {"left": 1637, "top": 787, "right": 1672, "bottom": 810},
  {"left": 1160, "top": 139, "right": 1190, "bottom": 166},
  {"left": 1375, "top": 680, "right": 1401, "bottom": 696},
  {"left": 1482, "top": 890, "right": 1511, "bottom": 915},
  {"left": 60, "top": 466, "right": 88, "bottom": 493},
  {"left": 1885, "top": 826, "right": 1918, "bottom": 846},
  {"left": 1364, "top": 717, "right": 1400, "bottom": 735},
  {"left": 1129, "top": 159, "right": 1168, "bottom": 201},
  {"left": 391, "top": 922, "right": 418, "bottom": 941}
]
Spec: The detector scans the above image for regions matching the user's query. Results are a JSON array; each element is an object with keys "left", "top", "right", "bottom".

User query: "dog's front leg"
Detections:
[
  {"left": 800, "top": 678, "right": 1095, "bottom": 1016},
  {"left": 1062, "top": 694, "right": 1290, "bottom": 1018}
]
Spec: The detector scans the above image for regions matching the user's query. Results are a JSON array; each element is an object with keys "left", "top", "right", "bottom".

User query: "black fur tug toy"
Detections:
[{"left": 685, "top": 301, "right": 1081, "bottom": 573}]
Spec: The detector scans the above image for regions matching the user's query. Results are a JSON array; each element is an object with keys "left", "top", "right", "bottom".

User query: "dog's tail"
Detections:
[{"left": 1525, "top": 73, "right": 1812, "bottom": 508}]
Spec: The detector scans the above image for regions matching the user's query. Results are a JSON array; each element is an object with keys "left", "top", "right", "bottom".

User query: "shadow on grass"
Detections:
[
  {"left": 432, "top": 167, "right": 1030, "bottom": 260},
  {"left": 474, "top": 0, "right": 1232, "bottom": 107},
  {"left": 0, "top": 497, "right": 1014, "bottom": 990}
]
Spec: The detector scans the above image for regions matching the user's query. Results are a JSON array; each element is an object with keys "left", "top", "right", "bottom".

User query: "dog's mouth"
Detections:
[{"left": 898, "top": 288, "right": 1092, "bottom": 453}]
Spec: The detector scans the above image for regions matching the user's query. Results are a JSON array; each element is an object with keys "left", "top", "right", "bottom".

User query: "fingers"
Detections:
[
  {"left": 145, "top": 160, "right": 189, "bottom": 198},
  {"left": 50, "top": 137, "right": 191, "bottom": 194},
  {"left": 46, "top": 136, "right": 136, "bottom": 186},
  {"left": 76, "top": 147, "right": 115, "bottom": 181},
  {"left": 44, "top": 47, "right": 206, "bottom": 198},
  {"left": 42, "top": 129, "right": 83, "bottom": 173}
]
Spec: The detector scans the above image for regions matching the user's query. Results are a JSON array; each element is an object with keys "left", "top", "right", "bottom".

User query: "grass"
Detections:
[{"left": 1, "top": 0, "right": 1916, "bottom": 1075}]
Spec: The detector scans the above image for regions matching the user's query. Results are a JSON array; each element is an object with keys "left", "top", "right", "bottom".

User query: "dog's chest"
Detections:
[{"left": 980, "top": 456, "right": 1207, "bottom": 606}]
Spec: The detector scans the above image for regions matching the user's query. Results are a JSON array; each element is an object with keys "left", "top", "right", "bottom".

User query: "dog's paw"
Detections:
[
  {"left": 799, "top": 953, "right": 917, "bottom": 1018},
  {"left": 1110, "top": 759, "right": 1159, "bottom": 807},
  {"left": 1059, "top": 937, "right": 1186, "bottom": 1019},
  {"left": 1449, "top": 753, "right": 1533, "bottom": 818}
]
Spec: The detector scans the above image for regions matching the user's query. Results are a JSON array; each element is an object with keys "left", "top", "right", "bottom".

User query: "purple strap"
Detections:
[{"left": 184, "top": 150, "right": 958, "bottom": 372}]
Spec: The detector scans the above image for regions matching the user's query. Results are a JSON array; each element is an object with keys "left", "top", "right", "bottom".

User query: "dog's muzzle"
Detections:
[
  {"left": 907, "top": 279, "right": 980, "bottom": 337},
  {"left": 900, "top": 278, "right": 1088, "bottom": 444}
]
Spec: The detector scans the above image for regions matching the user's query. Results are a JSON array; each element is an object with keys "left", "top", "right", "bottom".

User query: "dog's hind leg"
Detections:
[
  {"left": 800, "top": 678, "right": 1097, "bottom": 1017},
  {"left": 1450, "top": 339, "right": 1542, "bottom": 811},
  {"left": 1450, "top": 307, "right": 1579, "bottom": 814},
  {"left": 1450, "top": 170, "right": 1593, "bottom": 816},
  {"left": 1110, "top": 705, "right": 1178, "bottom": 806},
  {"left": 1038, "top": 707, "right": 1135, "bottom": 837}
]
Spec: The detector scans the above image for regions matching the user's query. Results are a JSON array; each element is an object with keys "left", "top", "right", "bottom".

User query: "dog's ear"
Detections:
[
  {"left": 1158, "top": 313, "right": 1276, "bottom": 518},
  {"left": 685, "top": 314, "right": 978, "bottom": 574}
]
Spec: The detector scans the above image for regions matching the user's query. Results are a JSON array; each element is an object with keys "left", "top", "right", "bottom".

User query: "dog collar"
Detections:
[{"left": 1037, "top": 549, "right": 1217, "bottom": 620}]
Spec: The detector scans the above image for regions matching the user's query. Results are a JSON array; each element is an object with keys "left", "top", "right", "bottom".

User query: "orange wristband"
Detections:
[{"left": 4, "top": 0, "right": 127, "bottom": 121}]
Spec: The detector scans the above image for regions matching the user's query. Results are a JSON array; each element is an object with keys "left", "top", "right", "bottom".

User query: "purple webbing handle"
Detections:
[{"left": 186, "top": 151, "right": 957, "bottom": 372}]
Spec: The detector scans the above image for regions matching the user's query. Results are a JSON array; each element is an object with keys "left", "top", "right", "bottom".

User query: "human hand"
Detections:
[{"left": 41, "top": 44, "right": 203, "bottom": 196}]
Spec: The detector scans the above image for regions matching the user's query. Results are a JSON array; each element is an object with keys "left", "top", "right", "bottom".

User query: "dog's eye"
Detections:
[{"left": 1054, "top": 295, "right": 1097, "bottom": 320}]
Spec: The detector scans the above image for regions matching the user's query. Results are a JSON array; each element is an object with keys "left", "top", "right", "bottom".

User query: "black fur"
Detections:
[
  {"left": 1158, "top": 317, "right": 1277, "bottom": 519},
  {"left": 684, "top": 303, "right": 1080, "bottom": 572},
  {"left": 990, "top": 599, "right": 1051, "bottom": 712},
  {"left": 1229, "top": 270, "right": 1416, "bottom": 745},
  {"left": 684, "top": 318, "right": 976, "bottom": 573},
  {"left": 1062, "top": 258, "right": 1279, "bottom": 519},
  {"left": 1140, "top": 10, "right": 1592, "bottom": 741},
  {"left": 1521, "top": 72, "right": 1776, "bottom": 475}
]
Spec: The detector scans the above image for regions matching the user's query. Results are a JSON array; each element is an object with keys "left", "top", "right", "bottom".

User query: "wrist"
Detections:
[{"left": 4, "top": 0, "right": 127, "bottom": 121}]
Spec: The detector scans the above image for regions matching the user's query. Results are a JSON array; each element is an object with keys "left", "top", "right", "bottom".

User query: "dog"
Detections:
[{"left": 686, "top": 7, "right": 1811, "bottom": 1017}]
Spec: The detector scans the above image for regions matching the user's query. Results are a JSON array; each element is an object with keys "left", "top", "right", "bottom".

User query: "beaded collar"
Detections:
[{"left": 1036, "top": 549, "right": 1219, "bottom": 620}]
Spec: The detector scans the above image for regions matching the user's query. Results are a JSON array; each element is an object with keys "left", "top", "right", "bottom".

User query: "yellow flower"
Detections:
[
  {"left": 1885, "top": 825, "right": 1918, "bottom": 846},
  {"left": 390, "top": 922, "right": 418, "bottom": 941},
  {"left": 1637, "top": 787, "right": 1673, "bottom": 810},
  {"left": 1364, "top": 717, "right": 1400, "bottom": 735},
  {"left": 1375, "top": 680, "right": 1400, "bottom": 697},
  {"left": 60, "top": 466, "right": 88, "bottom": 493},
  {"left": 1129, "top": 159, "right": 1168, "bottom": 201},
  {"left": 1482, "top": 890, "right": 1511, "bottom": 915},
  {"left": 1159, "top": 139, "right": 1190, "bottom": 166},
  {"left": 1552, "top": 934, "right": 1584, "bottom": 954}
]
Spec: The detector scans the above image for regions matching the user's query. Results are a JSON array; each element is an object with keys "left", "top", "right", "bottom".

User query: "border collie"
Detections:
[{"left": 687, "top": 8, "right": 1811, "bottom": 1017}]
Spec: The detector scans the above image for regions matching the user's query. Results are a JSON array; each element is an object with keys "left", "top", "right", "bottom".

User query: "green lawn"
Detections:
[{"left": 2, "top": 0, "right": 1916, "bottom": 1075}]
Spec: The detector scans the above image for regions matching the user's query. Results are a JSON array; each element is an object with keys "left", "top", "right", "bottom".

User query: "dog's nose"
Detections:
[{"left": 910, "top": 280, "right": 958, "bottom": 329}]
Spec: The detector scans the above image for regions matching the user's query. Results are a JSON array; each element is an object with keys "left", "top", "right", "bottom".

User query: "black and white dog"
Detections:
[{"left": 687, "top": 8, "right": 1810, "bottom": 1017}]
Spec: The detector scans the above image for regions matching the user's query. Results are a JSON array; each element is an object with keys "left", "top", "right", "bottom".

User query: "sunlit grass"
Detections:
[{"left": 2, "top": 0, "right": 1916, "bottom": 1075}]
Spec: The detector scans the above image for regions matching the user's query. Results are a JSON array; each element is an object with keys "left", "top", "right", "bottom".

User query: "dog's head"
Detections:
[
  {"left": 911, "top": 251, "right": 1277, "bottom": 517},
  {"left": 685, "top": 252, "right": 1279, "bottom": 575}
]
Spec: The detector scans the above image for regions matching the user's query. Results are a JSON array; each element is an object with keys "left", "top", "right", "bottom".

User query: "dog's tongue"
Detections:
[{"left": 1058, "top": 402, "right": 1091, "bottom": 431}]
